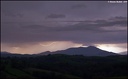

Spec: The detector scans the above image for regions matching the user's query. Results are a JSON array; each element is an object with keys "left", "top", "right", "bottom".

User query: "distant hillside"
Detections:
[
  {"left": 1, "top": 51, "right": 11, "bottom": 54},
  {"left": 0, "top": 52, "right": 34, "bottom": 57},
  {"left": 119, "top": 51, "right": 127, "bottom": 55},
  {"left": 39, "top": 46, "right": 118, "bottom": 56}
]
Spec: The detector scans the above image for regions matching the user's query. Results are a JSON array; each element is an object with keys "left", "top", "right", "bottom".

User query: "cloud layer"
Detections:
[
  {"left": 1, "top": 1, "right": 127, "bottom": 54},
  {"left": 1, "top": 16, "right": 127, "bottom": 44},
  {"left": 46, "top": 14, "right": 66, "bottom": 19}
]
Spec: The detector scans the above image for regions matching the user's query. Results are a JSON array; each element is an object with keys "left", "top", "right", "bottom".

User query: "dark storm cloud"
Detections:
[
  {"left": 21, "top": 25, "right": 48, "bottom": 29},
  {"left": 71, "top": 4, "right": 87, "bottom": 9},
  {"left": 46, "top": 16, "right": 127, "bottom": 32},
  {"left": 1, "top": 1, "right": 44, "bottom": 11},
  {"left": 1, "top": 1, "right": 44, "bottom": 21},
  {"left": 111, "top": 16, "right": 127, "bottom": 20},
  {"left": 1, "top": 1, "right": 127, "bottom": 47},
  {"left": 18, "top": 16, "right": 127, "bottom": 33},
  {"left": 46, "top": 14, "right": 66, "bottom": 19},
  {"left": 2, "top": 10, "right": 24, "bottom": 17},
  {"left": 1, "top": 16, "right": 127, "bottom": 45}
]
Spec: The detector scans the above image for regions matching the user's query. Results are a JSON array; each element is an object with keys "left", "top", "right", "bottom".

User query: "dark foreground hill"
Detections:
[{"left": 1, "top": 54, "right": 127, "bottom": 79}]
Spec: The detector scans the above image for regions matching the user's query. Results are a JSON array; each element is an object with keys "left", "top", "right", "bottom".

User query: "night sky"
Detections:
[{"left": 1, "top": 1, "right": 127, "bottom": 54}]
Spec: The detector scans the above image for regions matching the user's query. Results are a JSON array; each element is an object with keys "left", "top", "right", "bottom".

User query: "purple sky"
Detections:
[{"left": 1, "top": 1, "right": 127, "bottom": 54}]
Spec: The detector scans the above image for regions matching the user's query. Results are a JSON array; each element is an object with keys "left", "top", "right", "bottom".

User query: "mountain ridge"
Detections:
[
  {"left": 39, "top": 46, "right": 118, "bottom": 56},
  {"left": 1, "top": 46, "right": 119, "bottom": 56}
]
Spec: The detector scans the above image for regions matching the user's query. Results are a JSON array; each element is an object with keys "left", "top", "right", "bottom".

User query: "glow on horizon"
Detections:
[
  {"left": 1, "top": 41, "right": 83, "bottom": 54},
  {"left": 1, "top": 42, "right": 127, "bottom": 54},
  {"left": 96, "top": 44, "right": 127, "bottom": 53}
]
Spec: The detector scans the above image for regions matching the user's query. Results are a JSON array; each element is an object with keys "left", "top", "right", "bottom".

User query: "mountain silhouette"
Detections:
[
  {"left": 39, "top": 46, "right": 118, "bottom": 56},
  {"left": 1, "top": 52, "right": 11, "bottom": 55},
  {"left": 1, "top": 46, "right": 119, "bottom": 56}
]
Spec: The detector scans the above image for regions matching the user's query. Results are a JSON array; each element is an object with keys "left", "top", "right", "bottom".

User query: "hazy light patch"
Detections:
[
  {"left": 38, "top": 41, "right": 83, "bottom": 52},
  {"left": 81, "top": 45, "right": 88, "bottom": 47},
  {"left": 11, "top": 47, "right": 21, "bottom": 53},
  {"left": 1, "top": 42, "right": 127, "bottom": 54},
  {"left": 1, "top": 41, "right": 83, "bottom": 54},
  {"left": 39, "top": 42, "right": 57, "bottom": 47},
  {"left": 102, "top": 26, "right": 127, "bottom": 31},
  {"left": 96, "top": 43, "right": 127, "bottom": 53}
]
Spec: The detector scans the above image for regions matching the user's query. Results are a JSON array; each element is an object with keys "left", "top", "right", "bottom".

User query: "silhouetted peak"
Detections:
[{"left": 87, "top": 46, "right": 98, "bottom": 49}]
